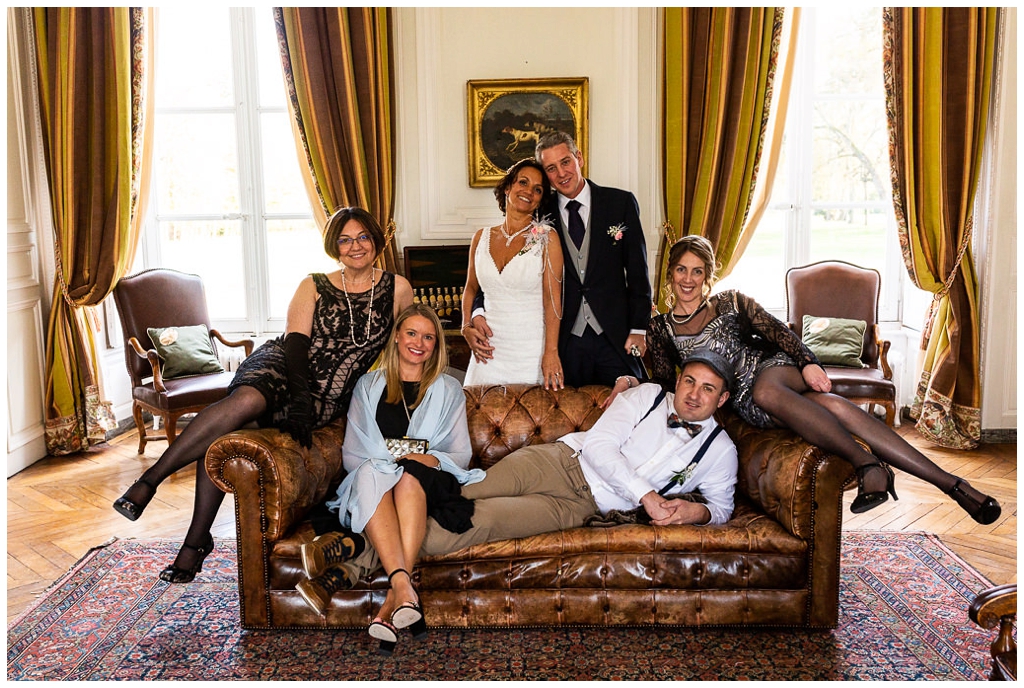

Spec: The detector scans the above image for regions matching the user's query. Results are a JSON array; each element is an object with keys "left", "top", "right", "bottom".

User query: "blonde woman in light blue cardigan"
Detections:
[{"left": 325, "top": 305, "right": 483, "bottom": 653}]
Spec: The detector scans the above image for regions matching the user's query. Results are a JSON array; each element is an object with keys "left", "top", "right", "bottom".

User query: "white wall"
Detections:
[
  {"left": 977, "top": 7, "right": 1017, "bottom": 432},
  {"left": 391, "top": 7, "right": 661, "bottom": 267},
  {"left": 7, "top": 11, "right": 49, "bottom": 475}
]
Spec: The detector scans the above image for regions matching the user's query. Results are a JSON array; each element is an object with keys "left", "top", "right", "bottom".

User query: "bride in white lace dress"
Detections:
[{"left": 461, "top": 159, "right": 564, "bottom": 388}]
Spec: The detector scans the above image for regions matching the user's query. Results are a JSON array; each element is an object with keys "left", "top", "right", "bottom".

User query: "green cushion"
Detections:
[
  {"left": 147, "top": 324, "right": 224, "bottom": 379},
  {"left": 801, "top": 315, "right": 866, "bottom": 368}
]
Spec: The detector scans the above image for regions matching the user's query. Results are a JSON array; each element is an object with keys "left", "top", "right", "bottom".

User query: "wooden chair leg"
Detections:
[
  {"left": 133, "top": 403, "right": 147, "bottom": 454},
  {"left": 164, "top": 414, "right": 178, "bottom": 445},
  {"left": 884, "top": 402, "right": 896, "bottom": 427}
]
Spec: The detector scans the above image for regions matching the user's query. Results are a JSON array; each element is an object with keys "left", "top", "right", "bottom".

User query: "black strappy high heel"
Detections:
[
  {"left": 850, "top": 462, "right": 898, "bottom": 514},
  {"left": 388, "top": 569, "right": 427, "bottom": 640},
  {"left": 113, "top": 478, "right": 157, "bottom": 521},
  {"left": 368, "top": 618, "right": 398, "bottom": 656},
  {"left": 159, "top": 536, "right": 215, "bottom": 584},
  {"left": 945, "top": 479, "right": 1001, "bottom": 525}
]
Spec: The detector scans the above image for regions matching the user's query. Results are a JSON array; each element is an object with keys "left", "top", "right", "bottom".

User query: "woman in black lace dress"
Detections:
[
  {"left": 112, "top": 207, "right": 414, "bottom": 582},
  {"left": 606, "top": 236, "right": 1000, "bottom": 525}
]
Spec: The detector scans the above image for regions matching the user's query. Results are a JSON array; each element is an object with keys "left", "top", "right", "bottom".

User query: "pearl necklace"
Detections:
[
  {"left": 341, "top": 267, "right": 376, "bottom": 347},
  {"left": 498, "top": 218, "right": 533, "bottom": 247},
  {"left": 669, "top": 298, "right": 708, "bottom": 325}
]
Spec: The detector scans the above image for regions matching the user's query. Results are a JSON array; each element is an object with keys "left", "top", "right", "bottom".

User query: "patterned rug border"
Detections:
[{"left": 8, "top": 531, "right": 1000, "bottom": 681}]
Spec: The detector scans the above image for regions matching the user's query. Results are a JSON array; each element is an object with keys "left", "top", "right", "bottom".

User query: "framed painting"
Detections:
[{"left": 466, "top": 77, "right": 588, "bottom": 188}]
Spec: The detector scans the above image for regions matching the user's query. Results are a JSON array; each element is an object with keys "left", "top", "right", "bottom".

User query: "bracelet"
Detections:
[
  {"left": 460, "top": 323, "right": 472, "bottom": 332},
  {"left": 615, "top": 375, "right": 635, "bottom": 389}
]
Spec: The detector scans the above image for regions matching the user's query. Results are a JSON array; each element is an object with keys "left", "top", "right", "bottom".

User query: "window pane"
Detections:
[
  {"left": 265, "top": 219, "right": 339, "bottom": 318},
  {"left": 812, "top": 100, "right": 890, "bottom": 204},
  {"left": 261, "top": 112, "right": 310, "bottom": 214},
  {"left": 715, "top": 209, "right": 788, "bottom": 309},
  {"left": 158, "top": 220, "right": 246, "bottom": 320},
  {"left": 256, "top": 8, "right": 287, "bottom": 108},
  {"left": 808, "top": 208, "right": 888, "bottom": 277},
  {"left": 814, "top": 7, "right": 883, "bottom": 96},
  {"left": 155, "top": 114, "right": 241, "bottom": 215},
  {"left": 155, "top": 8, "right": 234, "bottom": 108}
]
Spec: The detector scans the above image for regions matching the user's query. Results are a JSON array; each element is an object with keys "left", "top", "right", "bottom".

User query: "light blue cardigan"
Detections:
[{"left": 326, "top": 370, "right": 485, "bottom": 533}]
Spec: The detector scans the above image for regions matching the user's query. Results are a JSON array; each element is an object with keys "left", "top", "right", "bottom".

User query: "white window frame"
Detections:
[
  {"left": 747, "top": 7, "right": 906, "bottom": 323},
  {"left": 139, "top": 7, "right": 312, "bottom": 337}
]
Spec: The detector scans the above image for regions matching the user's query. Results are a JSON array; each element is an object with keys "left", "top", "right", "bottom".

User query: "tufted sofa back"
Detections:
[{"left": 462, "top": 384, "right": 610, "bottom": 469}]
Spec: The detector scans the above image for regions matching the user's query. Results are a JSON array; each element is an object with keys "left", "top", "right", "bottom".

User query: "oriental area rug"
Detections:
[{"left": 8, "top": 533, "right": 996, "bottom": 680}]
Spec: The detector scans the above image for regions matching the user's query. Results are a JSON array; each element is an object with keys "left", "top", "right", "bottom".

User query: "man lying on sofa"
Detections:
[{"left": 296, "top": 348, "right": 739, "bottom": 614}]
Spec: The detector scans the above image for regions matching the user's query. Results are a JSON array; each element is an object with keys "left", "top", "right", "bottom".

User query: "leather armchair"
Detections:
[
  {"left": 113, "top": 268, "right": 253, "bottom": 453},
  {"left": 207, "top": 384, "right": 853, "bottom": 630},
  {"left": 786, "top": 260, "right": 897, "bottom": 425}
]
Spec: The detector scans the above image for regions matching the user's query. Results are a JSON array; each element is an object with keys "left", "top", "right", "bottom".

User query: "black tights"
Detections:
[
  {"left": 134, "top": 386, "right": 267, "bottom": 567},
  {"left": 751, "top": 366, "right": 964, "bottom": 496}
]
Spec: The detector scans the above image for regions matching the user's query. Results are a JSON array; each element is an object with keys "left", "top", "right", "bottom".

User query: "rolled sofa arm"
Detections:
[
  {"left": 205, "top": 418, "right": 347, "bottom": 543},
  {"left": 722, "top": 411, "right": 854, "bottom": 541}
]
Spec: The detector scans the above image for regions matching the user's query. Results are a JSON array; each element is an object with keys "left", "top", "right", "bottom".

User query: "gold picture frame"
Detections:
[{"left": 466, "top": 77, "right": 589, "bottom": 188}]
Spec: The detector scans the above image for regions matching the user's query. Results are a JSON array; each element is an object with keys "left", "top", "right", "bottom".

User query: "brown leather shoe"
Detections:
[
  {"left": 295, "top": 565, "right": 355, "bottom": 615},
  {"left": 300, "top": 530, "right": 365, "bottom": 579}
]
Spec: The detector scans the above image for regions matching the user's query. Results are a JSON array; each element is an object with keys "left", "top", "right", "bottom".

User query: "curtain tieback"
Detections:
[{"left": 933, "top": 216, "right": 974, "bottom": 302}]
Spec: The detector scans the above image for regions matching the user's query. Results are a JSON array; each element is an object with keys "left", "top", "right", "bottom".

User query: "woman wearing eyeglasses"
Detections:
[{"left": 112, "top": 206, "right": 413, "bottom": 584}]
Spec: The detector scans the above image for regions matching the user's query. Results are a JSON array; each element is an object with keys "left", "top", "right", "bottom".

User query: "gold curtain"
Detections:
[
  {"left": 659, "top": 7, "right": 788, "bottom": 306},
  {"left": 883, "top": 7, "right": 997, "bottom": 449},
  {"left": 274, "top": 7, "right": 399, "bottom": 272},
  {"left": 34, "top": 8, "right": 154, "bottom": 455}
]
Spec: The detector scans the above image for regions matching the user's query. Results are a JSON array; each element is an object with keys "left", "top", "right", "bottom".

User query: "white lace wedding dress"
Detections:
[{"left": 463, "top": 227, "right": 548, "bottom": 386}]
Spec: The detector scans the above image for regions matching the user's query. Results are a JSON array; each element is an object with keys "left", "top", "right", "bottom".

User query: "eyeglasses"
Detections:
[{"left": 337, "top": 234, "right": 374, "bottom": 250}]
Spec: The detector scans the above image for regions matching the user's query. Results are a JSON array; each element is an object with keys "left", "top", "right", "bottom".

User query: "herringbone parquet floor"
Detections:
[{"left": 7, "top": 421, "right": 1016, "bottom": 624}]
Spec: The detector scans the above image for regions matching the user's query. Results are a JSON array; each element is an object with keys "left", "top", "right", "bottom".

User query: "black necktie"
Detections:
[
  {"left": 667, "top": 414, "right": 703, "bottom": 438},
  {"left": 566, "top": 199, "right": 585, "bottom": 250}
]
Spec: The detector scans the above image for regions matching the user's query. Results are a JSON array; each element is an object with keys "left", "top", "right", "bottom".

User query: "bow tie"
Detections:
[{"left": 667, "top": 414, "right": 703, "bottom": 438}]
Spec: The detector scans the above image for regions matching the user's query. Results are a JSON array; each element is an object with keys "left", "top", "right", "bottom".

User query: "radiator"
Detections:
[{"left": 219, "top": 335, "right": 271, "bottom": 372}]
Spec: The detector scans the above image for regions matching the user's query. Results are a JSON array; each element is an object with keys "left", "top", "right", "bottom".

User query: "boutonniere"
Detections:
[
  {"left": 668, "top": 464, "right": 696, "bottom": 489},
  {"left": 607, "top": 223, "right": 627, "bottom": 244}
]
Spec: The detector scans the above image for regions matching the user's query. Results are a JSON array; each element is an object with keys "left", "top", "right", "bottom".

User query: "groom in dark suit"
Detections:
[{"left": 469, "top": 131, "right": 652, "bottom": 387}]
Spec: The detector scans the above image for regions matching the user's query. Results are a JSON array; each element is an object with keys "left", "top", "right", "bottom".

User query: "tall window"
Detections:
[
  {"left": 718, "top": 7, "right": 924, "bottom": 324},
  {"left": 142, "top": 7, "right": 335, "bottom": 335}
]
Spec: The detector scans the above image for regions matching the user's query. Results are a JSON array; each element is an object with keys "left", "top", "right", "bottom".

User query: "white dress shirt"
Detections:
[{"left": 559, "top": 383, "right": 738, "bottom": 525}]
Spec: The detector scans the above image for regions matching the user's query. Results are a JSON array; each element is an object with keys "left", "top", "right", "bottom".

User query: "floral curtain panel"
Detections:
[
  {"left": 274, "top": 7, "right": 399, "bottom": 272},
  {"left": 883, "top": 7, "right": 998, "bottom": 449},
  {"left": 33, "top": 7, "right": 154, "bottom": 455},
  {"left": 659, "top": 7, "right": 788, "bottom": 305}
]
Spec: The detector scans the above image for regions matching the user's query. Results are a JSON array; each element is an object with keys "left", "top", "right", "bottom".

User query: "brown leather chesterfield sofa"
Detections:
[{"left": 205, "top": 384, "right": 854, "bottom": 630}]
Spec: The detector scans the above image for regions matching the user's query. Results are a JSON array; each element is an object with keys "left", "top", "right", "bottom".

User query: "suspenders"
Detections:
[{"left": 635, "top": 388, "right": 723, "bottom": 497}]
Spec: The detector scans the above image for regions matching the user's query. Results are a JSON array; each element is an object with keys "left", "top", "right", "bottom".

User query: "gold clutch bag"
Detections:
[{"left": 384, "top": 437, "right": 429, "bottom": 459}]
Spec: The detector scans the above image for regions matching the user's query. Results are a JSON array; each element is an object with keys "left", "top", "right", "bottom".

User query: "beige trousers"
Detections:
[{"left": 344, "top": 441, "right": 599, "bottom": 579}]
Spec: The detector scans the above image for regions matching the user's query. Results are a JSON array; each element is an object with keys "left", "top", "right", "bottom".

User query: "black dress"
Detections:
[
  {"left": 647, "top": 289, "right": 819, "bottom": 429},
  {"left": 229, "top": 271, "right": 396, "bottom": 429}
]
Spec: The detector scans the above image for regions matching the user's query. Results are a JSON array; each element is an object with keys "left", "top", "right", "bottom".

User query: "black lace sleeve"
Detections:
[
  {"left": 646, "top": 313, "right": 680, "bottom": 393},
  {"left": 733, "top": 291, "right": 820, "bottom": 369}
]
